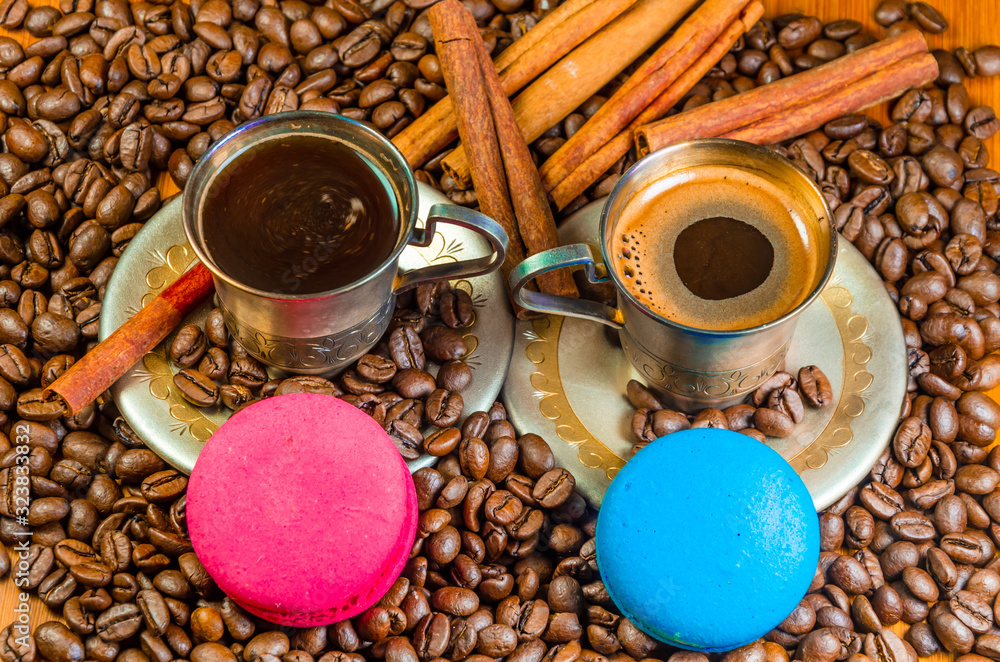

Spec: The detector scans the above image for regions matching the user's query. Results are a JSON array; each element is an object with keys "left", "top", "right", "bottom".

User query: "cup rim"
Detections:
[
  {"left": 182, "top": 110, "right": 418, "bottom": 301},
  {"left": 598, "top": 137, "right": 838, "bottom": 337}
]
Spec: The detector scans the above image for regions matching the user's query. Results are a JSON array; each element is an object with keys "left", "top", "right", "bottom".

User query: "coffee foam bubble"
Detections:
[{"left": 611, "top": 165, "right": 821, "bottom": 331}]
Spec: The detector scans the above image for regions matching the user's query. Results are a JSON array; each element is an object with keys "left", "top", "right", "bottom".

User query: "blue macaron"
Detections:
[{"left": 596, "top": 428, "right": 819, "bottom": 652}]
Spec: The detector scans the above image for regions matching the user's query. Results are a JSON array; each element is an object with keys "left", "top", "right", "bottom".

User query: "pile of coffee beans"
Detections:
[
  {"left": 726, "top": 7, "right": 1000, "bottom": 658},
  {"left": 1, "top": 0, "right": 1000, "bottom": 657},
  {"left": 167, "top": 279, "right": 474, "bottom": 459},
  {"left": 626, "top": 365, "right": 834, "bottom": 456}
]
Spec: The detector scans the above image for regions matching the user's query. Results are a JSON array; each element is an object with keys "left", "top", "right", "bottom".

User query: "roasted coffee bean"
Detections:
[
  {"left": 430, "top": 360, "right": 470, "bottom": 393},
  {"left": 893, "top": 416, "right": 932, "bottom": 467},
  {"left": 440, "top": 289, "right": 474, "bottom": 328},
  {"left": 383, "top": 393, "right": 426, "bottom": 426},
  {"left": 532, "top": 468, "right": 574, "bottom": 508},
  {"left": 874, "top": 0, "right": 907, "bottom": 25},
  {"left": 966, "top": 106, "right": 1000, "bottom": 140},
  {"left": 753, "top": 374, "right": 795, "bottom": 406},
  {"left": 201, "top": 309, "right": 226, "bottom": 348},
  {"left": 356, "top": 353, "right": 396, "bottom": 383},
  {"left": 35, "top": 623, "right": 83, "bottom": 662},
  {"left": 933, "top": 611, "right": 975, "bottom": 653},
  {"left": 196, "top": 347, "right": 228, "bottom": 381},
  {"left": 515, "top": 433, "right": 555, "bottom": 480},
  {"left": 170, "top": 324, "right": 207, "bottom": 368},
  {"left": 190, "top": 643, "right": 237, "bottom": 662},
  {"left": 136, "top": 589, "right": 171, "bottom": 636},
  {"left": 458, "top": 436, "right": 489, "bottom": 480},
  {"left": 173, "top": 368, "right": 219, "bottom": 407},
  {"left": 777, "top": 16, "right": 821, "bottom": 49},
  {"left": 431, "top": 587, "right": 479, "bottom": 616},
  {"left": 767, "top": 386, "right": 804, "bottom": 423},
  {"left": 828, "top": 554, "right": 873, "bottom": 594},
  {"left": 421, "top": 426, "right": 459, "bottom": 457},
  {"left": 950, "top": 589, "right": 993, "bottom": 633},
  {"left": 861, "top": 480, "right": 905, "bottom": 520},
  {"left": 228, "top": 356, "right": 267, "bottom": 389},
  {"left": 889, "top": 510, "right": 935, "bottom": 543},
  {"left": 484, "top": 490, "right": 522, "bottom": 526},
  {"left": 690, "top": 407, "right": 727, "bottom": 429},
  {"left": 754, "top": 407, "right": 794, "bottom": 437},
  {"left": 425, "top": 388, "right": 462, "bottom": 427},
  {"left": 840, "top": 506, "right": 873, "bottom": 550},
  {"left": 95, "top": 603, "right": 143, "bottom": 642},
  {"left": 955, "top": 463, "right": 1000, "bottom": 494},
  {"left": 386, "top": 418, "right": 422, "bottom": 460},
  {"left": 393, "top": 368, "right": 435, "bottom": 400},
  {"left": 190, "top": 607, "right": 225, "bottom": 643},
  {"left": 421, "top": 325, "right": 467, "bottom": 362},
  {"left": 625, "top": 379, "right": 661, "bottom": 411},
  {"left": 141, "top": 470, "right": 187, "bottom": 504},
  {"left": 219, "top": 384, "right": 252, "bottom": 411},
  {"left": 389, "top": 325, "right": 425, "bottom": 370},
  {"left": 910, "top": 2, "right": 949, "bottom": 32},
  {"left": 849, "top": 149, "right": 894, "bottom": 185}
]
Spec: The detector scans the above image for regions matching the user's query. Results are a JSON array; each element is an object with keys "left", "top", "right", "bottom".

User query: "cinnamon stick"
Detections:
[
  {"left": 634, "top": 29, "right": 929, "bottom": 155},
  {"left": 475, "top": 29, "right": 578, "bottom": 298},
  {"left": 429, "top": 0, "right": 528, "bottom": 313},
  {"left": 440, "top": 0, "right": 700, "bottom": 189},
  {"left": 391, "top": 0, "right": 637, "bottom": 169},
  {"left": 44, "top": 263, "right": 216, "bottom": 415},
  {"left": 537, "top": 0, "right": 748, "bottom": 192},
  {"left": 721, "top": 53, "right": 939, "bottom": 145},
  {"left": 492, "top": 0, "right": 600, "bottom": 72},
  {"left": 548, "top": 4, "right": 762, "bottom": 210}
]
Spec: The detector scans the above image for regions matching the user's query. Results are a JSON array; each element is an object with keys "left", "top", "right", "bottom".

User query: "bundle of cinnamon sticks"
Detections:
[
  {"left": 537, "top": 0, "right": 764, "bottom": 210},
  {"left": 428, "top": 0, "right": 578, "bottom": 312},
  {"left": 392, "top": 0, "right": 643, "bottom": 170},
  {"left": 635, "top": 29, "right": 939, "bottom": 156},
  {"left": 426, "top": 0, "right": 702, "bottom": 190}
]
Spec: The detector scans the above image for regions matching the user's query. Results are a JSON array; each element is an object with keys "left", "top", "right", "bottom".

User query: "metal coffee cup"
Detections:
[
  {"left": 510, "top": 139, "right": 836, "bottom": 412},
  {"left": 184, "top": 111, "right": 508, "bottom": 375}
]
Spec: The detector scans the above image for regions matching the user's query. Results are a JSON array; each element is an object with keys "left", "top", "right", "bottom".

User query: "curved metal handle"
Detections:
[
  {"left": 509, "top": 244, "right": 623, "bottom": 328},
  {"left": 394, "top": 204, "right": 509, "bottom": 293}
]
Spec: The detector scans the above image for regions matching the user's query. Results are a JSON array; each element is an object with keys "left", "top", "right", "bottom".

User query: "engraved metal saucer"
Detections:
[
  {"left": 101, "top": 183, "right": 515, "bottom": 475},
  {"left": 502, "top": 199, "right": 908, "bottom": 511}
]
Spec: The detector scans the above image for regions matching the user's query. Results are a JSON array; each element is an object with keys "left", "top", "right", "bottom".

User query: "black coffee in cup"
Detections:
[{"left": 201, "top": 135, "right": 399, "bottom": 295}]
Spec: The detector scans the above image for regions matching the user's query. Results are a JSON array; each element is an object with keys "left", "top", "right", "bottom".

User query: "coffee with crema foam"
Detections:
[{"left": 610, "top": 164, "right": 824, "bottom": 331}]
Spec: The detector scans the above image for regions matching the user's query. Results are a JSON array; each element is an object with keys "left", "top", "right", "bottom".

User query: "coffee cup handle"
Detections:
[
  {"left": 509, "top": 244, "right": 623, "bottom": 328},
  {"left": 394, "top": 204, "right": 509, "bottom": 294}
]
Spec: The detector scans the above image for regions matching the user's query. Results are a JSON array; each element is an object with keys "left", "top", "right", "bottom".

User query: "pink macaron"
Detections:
[{"left": 187, "top": 393, "right": 418, "bottom": 626}]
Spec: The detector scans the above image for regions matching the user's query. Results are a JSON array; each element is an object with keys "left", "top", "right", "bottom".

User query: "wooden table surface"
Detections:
[{"left": 2, "top": 0, "right": 1000, "bottom": 655}]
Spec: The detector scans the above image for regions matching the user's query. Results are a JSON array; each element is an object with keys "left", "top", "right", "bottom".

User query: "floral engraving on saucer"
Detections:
[
  {"left": 130, "top": 243, "right": 217, "bottom": 442},
  {"left": 787, "top": 283, "right": 874, "bottom": 472},
  {"left": 526, "top": 316, "right": 625, "bottom": 482}
]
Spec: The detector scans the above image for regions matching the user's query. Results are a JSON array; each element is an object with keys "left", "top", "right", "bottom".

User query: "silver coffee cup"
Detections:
[
  {"left": 184, "top": 111, "right": 508, "bottom": 375},
  {"left": 510, "top": 139, "right": 836, "bottom": 412}
]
